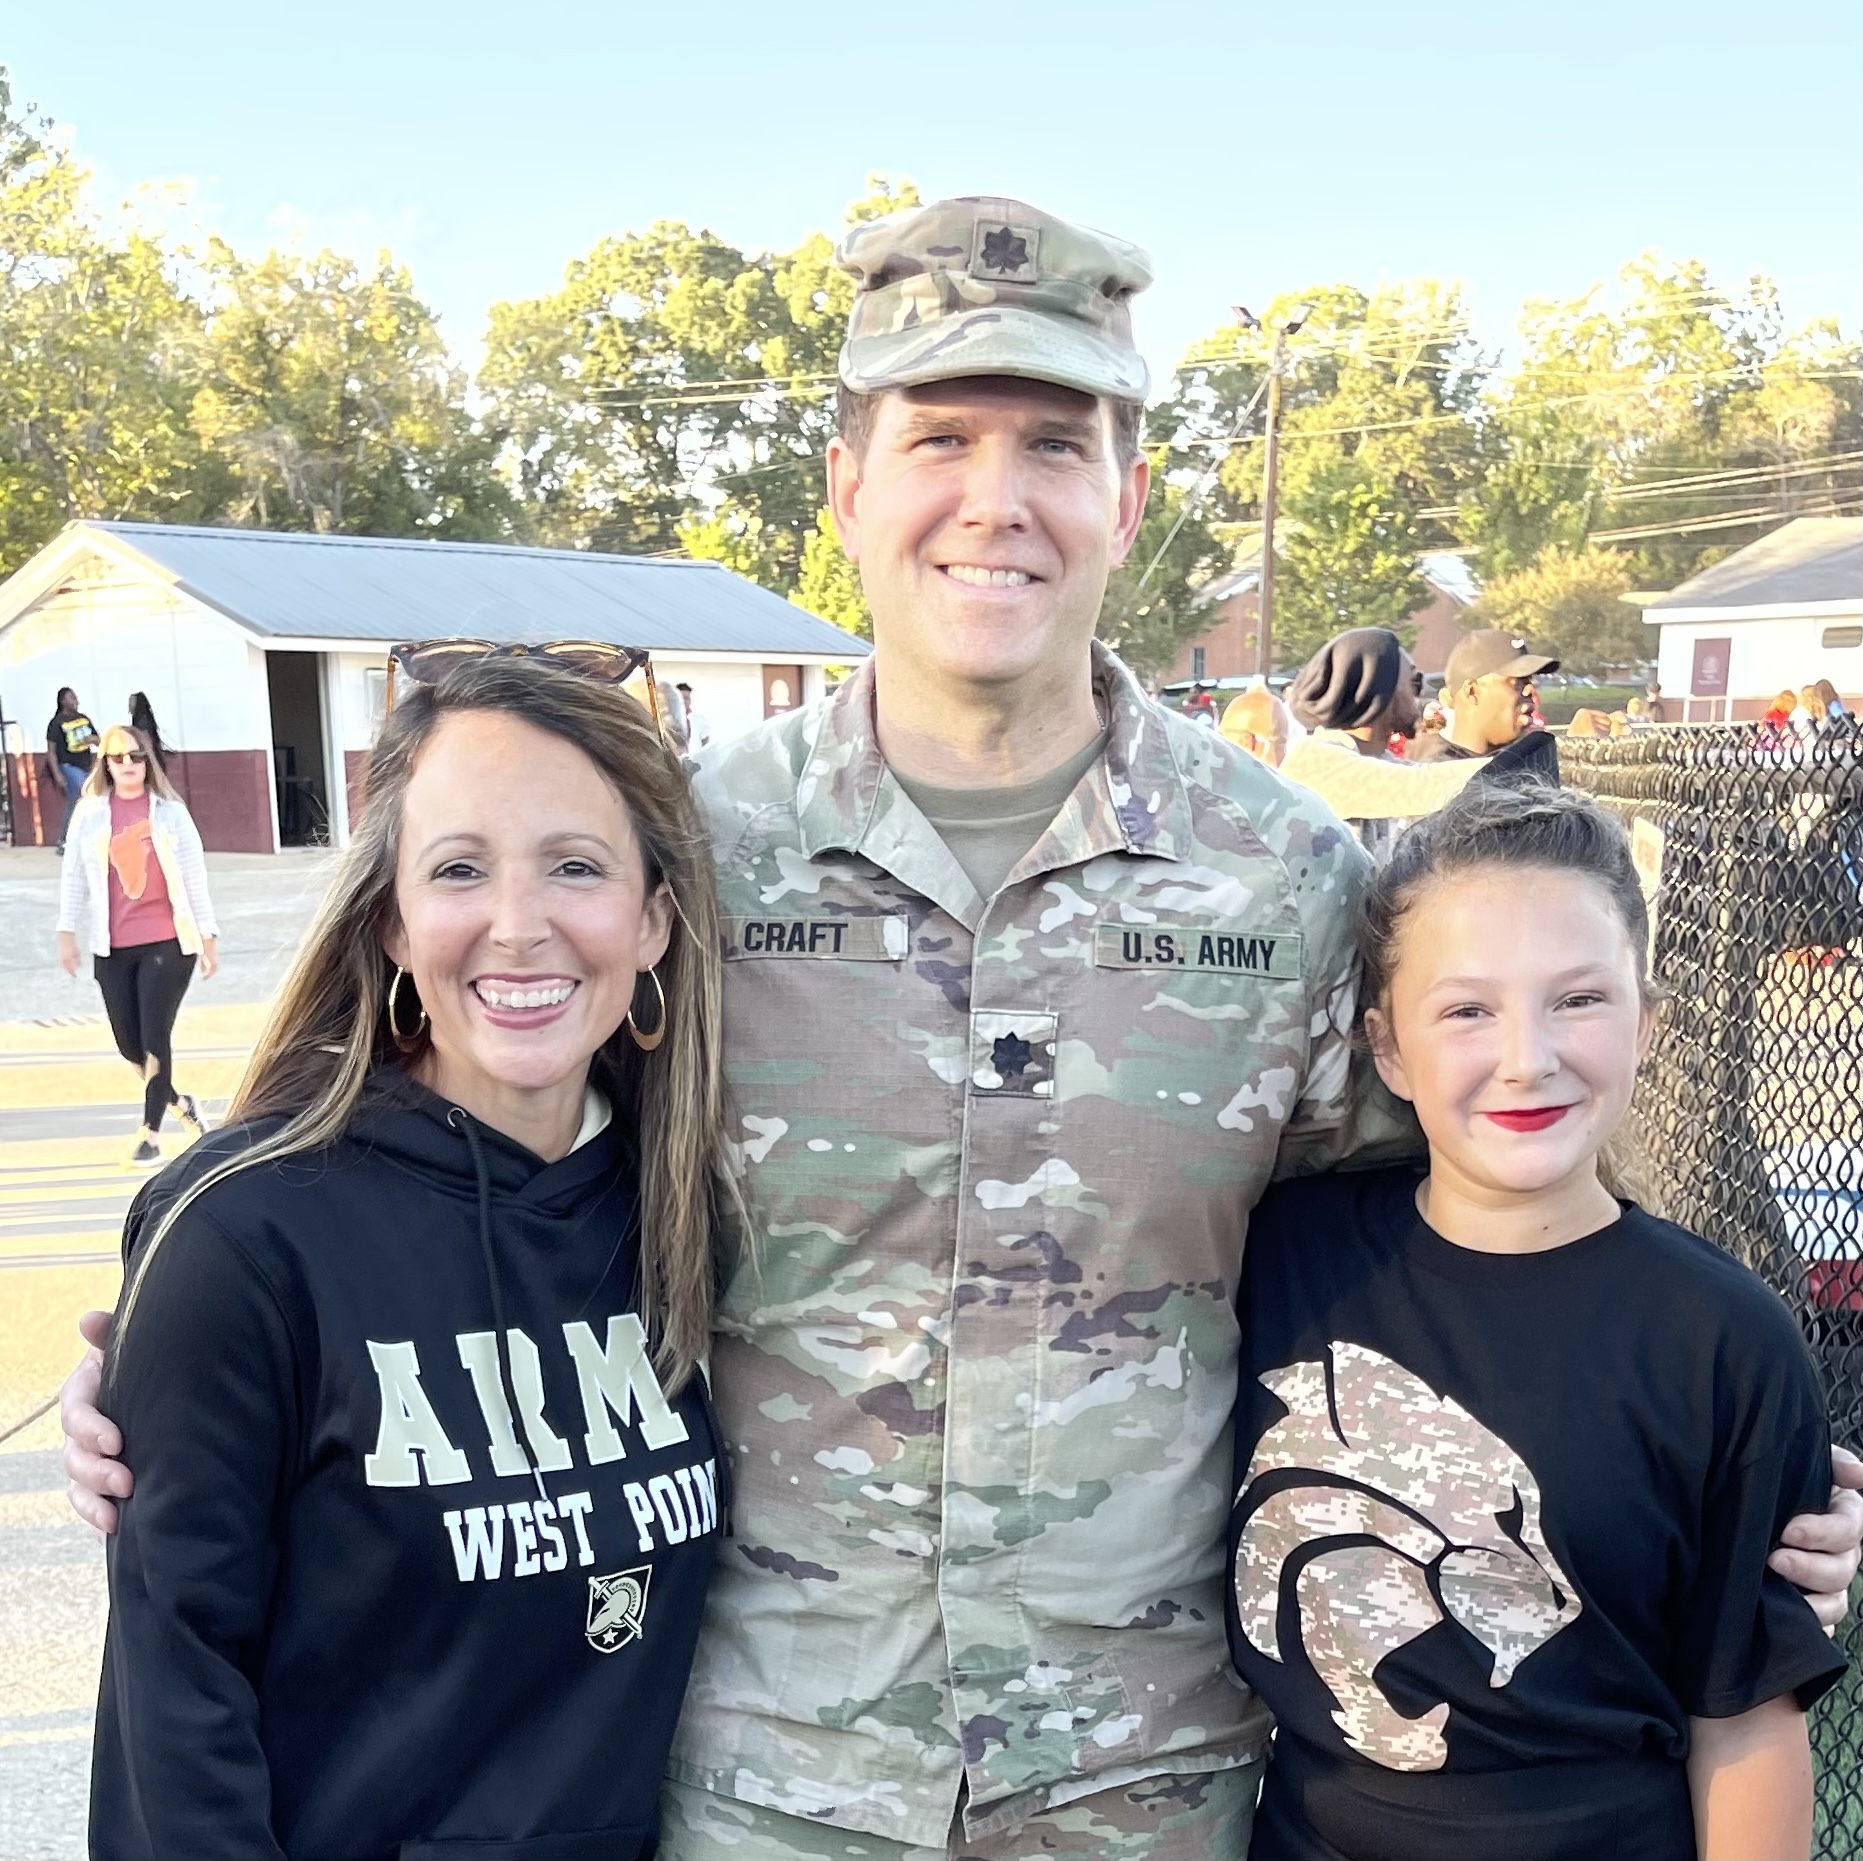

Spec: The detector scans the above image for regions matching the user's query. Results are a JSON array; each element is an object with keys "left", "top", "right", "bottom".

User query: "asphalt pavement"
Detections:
[{"left": 0, "top": 847, "right": 336, "bottom": 1860}]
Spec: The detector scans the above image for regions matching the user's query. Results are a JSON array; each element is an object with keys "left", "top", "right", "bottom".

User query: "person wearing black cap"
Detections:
[
  {"left": 1279, "top": 627, "right": 1563, "bottom": 863},
  {"left": 1411, "top": 628, "right": 1558, "bottom": 761},
  {"left": 1280, "top": 628, "right": 1489, "bottom": 862},
  {"left": 1286, "top": 626, "right": 1421, "bottom": 756}
]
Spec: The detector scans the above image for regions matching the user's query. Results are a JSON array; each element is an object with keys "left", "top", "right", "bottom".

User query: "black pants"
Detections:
[{"left": 94, "top": 940, "right": 196, "bottom": 1130}]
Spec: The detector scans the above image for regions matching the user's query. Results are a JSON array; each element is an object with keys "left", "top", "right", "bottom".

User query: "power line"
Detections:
[
  {"left": 1113, "top": 372, "right": 1276, "bottom": 626},
  {"left": 1166, "top": 370, "right": 1863, "bottom": 453},
  {"left": 1587, "top": 499, "right": 1861, "bottom": 544},
  {"left": 1410, "top": 451, "right": 1863, "bottom": 522}
]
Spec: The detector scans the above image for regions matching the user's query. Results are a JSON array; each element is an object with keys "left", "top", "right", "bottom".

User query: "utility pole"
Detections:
[
  {"left": 1256, "top": 324, "right": 1287, "bottom": 681},
  {"left": 1246, "top": 307, "right": 1309, "bottom": 680}
]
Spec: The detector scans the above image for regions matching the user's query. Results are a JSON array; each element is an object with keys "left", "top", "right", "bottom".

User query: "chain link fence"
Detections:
[{"left": 1561, "top": 724, "right": 1862, "bottom": 1858}]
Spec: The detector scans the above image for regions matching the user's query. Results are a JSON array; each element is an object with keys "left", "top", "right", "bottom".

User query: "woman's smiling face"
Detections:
[
  {"left": 1367, "top": 865, "right": 1654, "bottom": 1206},
  {"left": 383, "top": 709, "right": 672, "bottom": 1121}
]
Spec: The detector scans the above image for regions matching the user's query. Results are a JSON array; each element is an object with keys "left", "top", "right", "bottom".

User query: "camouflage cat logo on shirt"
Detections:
[{"left": 1233, "top": 1341, "right": 1582, "bottom": 1770}]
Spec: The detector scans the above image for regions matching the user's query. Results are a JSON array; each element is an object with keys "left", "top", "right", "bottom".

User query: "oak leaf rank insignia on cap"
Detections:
[
  {"left": 834, "top": 195, "right": 1152, "bottom": 403},
  {"left": 975, "top": 222, "right": 1039, "bottom": 281}
]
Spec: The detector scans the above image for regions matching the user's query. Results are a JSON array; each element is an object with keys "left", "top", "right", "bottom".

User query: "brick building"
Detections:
[{"left": 1160, "top": 549, "right": 1479, "bottom": 688}]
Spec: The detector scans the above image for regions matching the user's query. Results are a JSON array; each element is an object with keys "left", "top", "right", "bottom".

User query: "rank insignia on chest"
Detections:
[
  {"left": 585, "top": 1566, "right": 651, "bottom": 1653},
  {"left": 970, "top": 1010, "right": 1058, "bottom": 1097},
  {"left": 1092, "top": 923, "right": 1303, "bottom": 979}
]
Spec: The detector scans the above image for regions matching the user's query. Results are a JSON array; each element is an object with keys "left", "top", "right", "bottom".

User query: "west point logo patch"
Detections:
[
  {"left": 585, "top": 1565, "right": 652, "bottom": 1653},
  {"left": 724, "top": 915, "right": 909, "bottom": 961},
  {"left": 1093, "top": 923, "right": 1302, "bottom": 979},
  {"left": 971, "top": 221, "right": 1040, "bottom": 282}
]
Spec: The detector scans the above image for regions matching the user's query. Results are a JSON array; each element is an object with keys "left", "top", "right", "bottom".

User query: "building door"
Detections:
[
  {"left": 763, "top": 664, "right": 804, "bottom": 719},
  {"left": 1688, "top": 636, "right": 1732, "bottom": 724},
  {"left": 266, "top": 650, "right": 331, "bottom": 845}
]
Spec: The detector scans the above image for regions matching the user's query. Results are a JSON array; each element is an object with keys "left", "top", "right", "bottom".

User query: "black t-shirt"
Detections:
[
  {"left": 1229, "top": 1167, "right": 1844, "bottom": 1861},
  {"left": 48, "top": 708, "right": 97, "bottom": 770}
]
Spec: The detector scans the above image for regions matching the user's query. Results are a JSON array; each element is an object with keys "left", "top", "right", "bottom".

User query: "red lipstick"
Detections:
[{"left": 1482, "top": 1106, "right": 1571, "bottom": 1132}]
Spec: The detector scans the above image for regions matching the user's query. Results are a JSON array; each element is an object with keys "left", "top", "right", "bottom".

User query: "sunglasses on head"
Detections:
[{"left": 385, "top": 638, "right": 662, "bottom": 735}]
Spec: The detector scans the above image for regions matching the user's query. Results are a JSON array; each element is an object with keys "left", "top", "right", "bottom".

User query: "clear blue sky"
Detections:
[{"left": 11, "top": 0, "right": 1860, "bottom": 388}]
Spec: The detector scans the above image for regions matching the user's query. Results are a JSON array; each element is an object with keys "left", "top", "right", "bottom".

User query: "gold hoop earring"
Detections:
[
  {"left": 387, "top": 966, "right": 428, "bottom": 1052},
  {"left": 626, "top": 967, "right": 667, "bottom": 1053}
]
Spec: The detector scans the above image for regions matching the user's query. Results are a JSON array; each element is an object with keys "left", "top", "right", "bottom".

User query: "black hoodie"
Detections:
[{"left": 91, "top": 1075, "right": 724, "bottom": 1861}]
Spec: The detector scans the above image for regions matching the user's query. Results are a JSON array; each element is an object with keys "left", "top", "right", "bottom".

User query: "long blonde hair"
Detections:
[
  {"left": 118, "top": 657, "right": 732, "bottom": 1393},
  {"left": 83, "top": 724, "right": 176, "bottom": 801}
]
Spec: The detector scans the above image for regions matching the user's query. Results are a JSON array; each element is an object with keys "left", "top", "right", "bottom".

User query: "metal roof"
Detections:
[
  {"left": 1643, "top": 516, "right": 1863, "bottom": 613},
  {"left": 81, "top": 522, "right": 870, "bottom": 657}
]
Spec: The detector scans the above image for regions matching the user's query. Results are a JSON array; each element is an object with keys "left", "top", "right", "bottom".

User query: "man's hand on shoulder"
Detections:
[
  {"left": 1770, "top": 1444, "right": 1863, "bottom": 1630},
  {"left": 62, "top": 1309, "right": 131, "bottom": 1535}
]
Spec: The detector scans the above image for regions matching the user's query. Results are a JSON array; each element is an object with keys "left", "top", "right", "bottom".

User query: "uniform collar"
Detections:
[{"left": 796, "top": 644, "right": 1193, "bottom": 924}]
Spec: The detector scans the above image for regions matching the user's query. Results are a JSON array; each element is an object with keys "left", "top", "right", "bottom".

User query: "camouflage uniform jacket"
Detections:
[{"left": 671, "top": 645, "right": 1374, "bottom": 1846}]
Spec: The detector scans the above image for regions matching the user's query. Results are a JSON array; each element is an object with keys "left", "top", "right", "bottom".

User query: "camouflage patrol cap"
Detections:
[{"left": 835, "top": 196, "right": 1152, "bottom": 404}]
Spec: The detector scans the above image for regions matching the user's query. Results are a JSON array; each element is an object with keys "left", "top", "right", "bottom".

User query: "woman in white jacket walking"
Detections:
[{"left": 56, "top": 725, "right": 221, "bottom": 1164}]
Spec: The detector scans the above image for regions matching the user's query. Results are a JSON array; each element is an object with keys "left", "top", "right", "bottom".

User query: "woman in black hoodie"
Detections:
[{"left": 89, "top": 648, "right": 736, "bottom": 1860}]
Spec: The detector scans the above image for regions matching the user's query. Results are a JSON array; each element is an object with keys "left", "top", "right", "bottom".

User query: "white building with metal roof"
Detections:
[
  {"left": 0, "top": 522, "right": 867, "bottom": 851},
  {"left": 1641, "top": 516, "right": 1863, "bottom": 721}
]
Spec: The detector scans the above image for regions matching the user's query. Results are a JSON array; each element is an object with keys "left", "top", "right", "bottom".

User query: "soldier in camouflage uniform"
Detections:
[{"left": 658, "top": 197, "right": 1379, "bottom": 1860}]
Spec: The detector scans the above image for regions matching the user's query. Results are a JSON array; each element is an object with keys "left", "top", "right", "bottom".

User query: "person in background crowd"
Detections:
[
  {"left": 1566, "top": 707, "right": 1610, "bottom": 738},
  {"left": 1182, "top": 680, "right": 1219, "bottom": 726},
  {"left": 675, "top": 681, "right": 712, "bottom": 748},
  {"left": 1643, "top": 680, "right": 1665, "bottom": 723},
  {"left": 1288, "top": 629, "right": 1423, "bottom": 760},
  {"left": 85, "top": 654, "right": 732, "bottom": 1860},
  {"left": 1815, "top": 678, "right": 1849, "bottom": 724},
  {"left": 55, "top": 725, "right": 219, "bottom": 1166},
  {"left": 1794, "top": 684, "right": 1826, "bottom": 746},
  {"left": 1758, "top": 688, "right": 1798, "bottom": 749},
  {"left": 126, "top": 692, "right": 171, "bottom": 774},
  {"left": 1623, "top": 696, "right": 1648, "bottom": 725},
  {"left": 652, "top": 678, "right": 690, "bottom": 754},
  {"left": 44, "top": 685, "right": 99, "bottom": 854},
  {"left": 1277, "top": 627, "right": 1555, "bottom": 864},
  {"left": 1411, "top": 630, "right": 1557, "bottom": 762},
  {"left": 1220, "top": 679, "right": 1295, "bottom": 767}
]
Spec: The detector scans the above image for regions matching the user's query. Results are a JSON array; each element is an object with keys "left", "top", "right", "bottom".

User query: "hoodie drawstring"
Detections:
[{"left": 448, "top": 1106, "right": 550, "bottom": 1504}]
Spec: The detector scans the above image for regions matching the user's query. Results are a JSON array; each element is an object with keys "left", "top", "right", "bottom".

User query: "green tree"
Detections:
[
  {"left": 481, "top": 176, "right": 919, "bottom": 581},
  {"left": 1097, "top": 470, "right": 1225, "bottom": 680},
  {"left": 1146, "top": 282, "right": 1481, "bottom": 669},
  {"left": 192, "top": 240, "right": 514, "bottom": 538},
  {"left": 1274, "top": 454, "right": 1430, "bottom": 663},
  {"left": 1463, "top": 257, "right": 1861, "bottom": 589},
  {"left": 791, "top": 506, "right": 870, "bottom": 638},
  {"left": 1468, "top": 545, "right": 1649, "bottom": 678},
  {"left": 0, "top": 70, "right": 212, "bottom": 571}
]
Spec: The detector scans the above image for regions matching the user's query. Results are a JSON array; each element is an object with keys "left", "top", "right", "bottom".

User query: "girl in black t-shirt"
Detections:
[{"left": 1229, "top": 783, "right": 1844, "bottom": 1861}]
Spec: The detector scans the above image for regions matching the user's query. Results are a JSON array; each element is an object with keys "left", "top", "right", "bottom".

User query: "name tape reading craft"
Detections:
[{"left": 725, "top": 915, "right": 910, "bottom": 961}]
